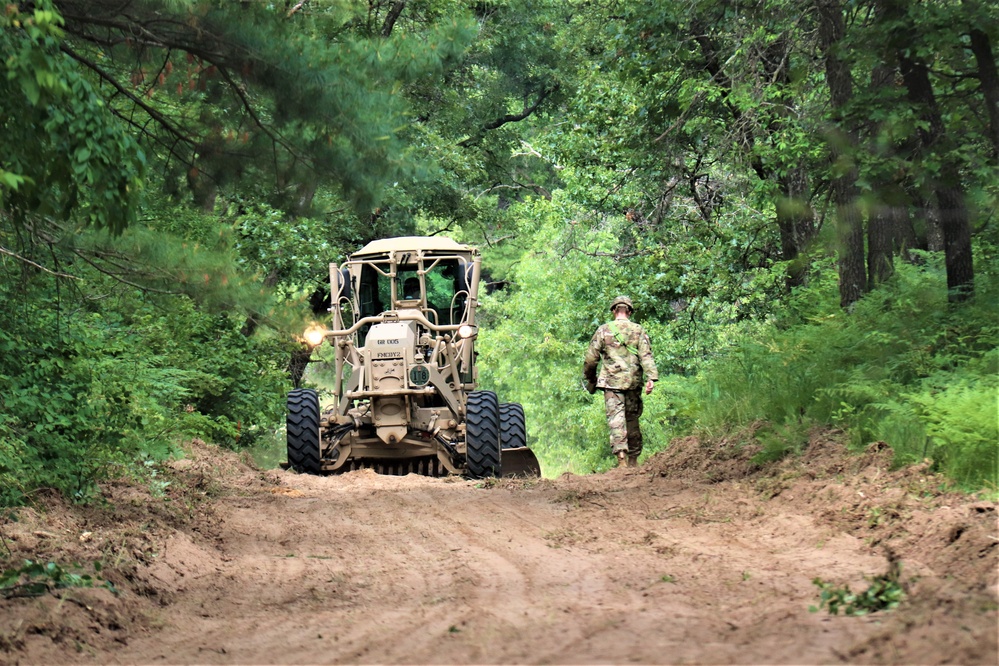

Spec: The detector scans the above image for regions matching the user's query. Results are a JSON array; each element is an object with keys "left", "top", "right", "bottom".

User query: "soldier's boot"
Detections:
[
  {"left": 627, "top": 455, "right": 638, "bottom": 468},
  {"left": 616, "top": 451, "right": 628, "bottom": 468}
]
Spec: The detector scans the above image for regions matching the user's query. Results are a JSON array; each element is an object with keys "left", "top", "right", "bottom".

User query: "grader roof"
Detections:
[{"left": 352, "top": 236, "right": 476, "bottom": 258}]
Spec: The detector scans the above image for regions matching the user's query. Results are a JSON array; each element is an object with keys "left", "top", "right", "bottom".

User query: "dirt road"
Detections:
[{"left": 2, "top": 435, "right": 996, "bottom": 664}]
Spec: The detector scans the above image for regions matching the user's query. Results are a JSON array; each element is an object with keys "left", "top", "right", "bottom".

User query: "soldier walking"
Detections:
[{"left": 583, "top": 296, "right": 659, "bottom": 469}]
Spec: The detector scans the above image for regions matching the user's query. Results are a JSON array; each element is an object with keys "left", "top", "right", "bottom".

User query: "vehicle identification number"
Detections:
[{"left": 409, "top": 365, "right": 430, "bottom": 386}]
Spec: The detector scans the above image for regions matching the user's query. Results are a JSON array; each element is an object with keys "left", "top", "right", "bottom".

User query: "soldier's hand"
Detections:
[
  {"left": 645, "top": 379, "right": 654, "bottom": 395},
  {"left": 584, "top": 378, "right": 597, "bottom": 395}
]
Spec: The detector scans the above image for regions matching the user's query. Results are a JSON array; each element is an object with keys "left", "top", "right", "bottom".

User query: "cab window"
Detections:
[{"left": 425, "top": 260, "right": 463, "bottom": 325}]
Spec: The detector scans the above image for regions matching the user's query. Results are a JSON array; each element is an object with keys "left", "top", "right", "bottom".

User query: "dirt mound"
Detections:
[
  {"left": 650, "top": 432, "right": 997, "bottom": 587},
  {"left": 1, "top": 433, "right": 996, "bottom": 665},
  {"left": 646, "top": 431, "right": 998, "bottom": 665},
  {"left": 644, "top": 429, "right": 763, "bottom": 484},
  {"left": 0, "top": 440, "right": 286, "bottom": 660}
]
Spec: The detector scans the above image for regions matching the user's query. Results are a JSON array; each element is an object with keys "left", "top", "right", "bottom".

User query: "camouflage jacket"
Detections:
[{"left": 583, "top": 319, "right": 658, "bottom": 391}]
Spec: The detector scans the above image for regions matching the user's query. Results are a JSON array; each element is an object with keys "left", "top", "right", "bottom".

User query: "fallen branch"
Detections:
[{"left": 0, "top": 246, "right": 80, "bottom": 279}]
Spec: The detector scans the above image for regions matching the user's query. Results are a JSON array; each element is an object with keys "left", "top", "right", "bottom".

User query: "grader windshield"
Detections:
[{"left": 356, "top": 259, "right": 467, "bottom": 328}]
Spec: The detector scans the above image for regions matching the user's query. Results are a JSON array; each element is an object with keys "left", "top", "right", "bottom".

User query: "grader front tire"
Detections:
[
  {"left": 287, "top": 388, "right": 321, "bottom": 474},
  {"left": 466, "top": 390, "right": 501, "bottom": 478}
]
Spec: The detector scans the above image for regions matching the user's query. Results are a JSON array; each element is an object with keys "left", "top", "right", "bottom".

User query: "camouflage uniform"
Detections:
[{"left": 583, "top": 317, "right": 658, "bottom": 458}]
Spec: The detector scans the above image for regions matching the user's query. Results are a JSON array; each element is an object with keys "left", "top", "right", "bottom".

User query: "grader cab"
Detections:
[{"left": 286, "top": 236, "right": 540, "bottom": 478}]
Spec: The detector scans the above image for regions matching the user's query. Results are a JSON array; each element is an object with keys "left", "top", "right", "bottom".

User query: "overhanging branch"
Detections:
[
  {"left": 60, "top": 44, "right": 196, "bottom": 151},
  {"left": 459, "top": 84, "right": 560, "bottom": 147}
]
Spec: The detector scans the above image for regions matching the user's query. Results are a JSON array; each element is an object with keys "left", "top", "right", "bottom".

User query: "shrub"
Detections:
[{"left": 686, "top": 253, "right": 998, "bottom": 489}]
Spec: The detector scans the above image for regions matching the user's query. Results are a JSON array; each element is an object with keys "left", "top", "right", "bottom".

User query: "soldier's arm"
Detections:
[{"left": 582, "top": 329, "right": 602, "bottom": 382}]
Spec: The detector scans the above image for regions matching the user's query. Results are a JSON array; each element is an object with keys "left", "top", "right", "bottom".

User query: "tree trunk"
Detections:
[
  {"left": 381, "top": 1, "right": 407, "bottom": 37},
  {"left": 885, "top": 186, "right": 919, "bottom": 260},
  {"left": 935, "top": 183, "right": 975, "bottom": 300},
  {"left": 866, "top": 64, "right": 896, "bottom": 285},
  {"left": 187, "top": 166, "right": 218, "bottom": 212},
  {"left": 868, "top": 205, "right": 894, "bottom": 285},
  {"left": 288, "top": 345, "right": 313, "bottom": 389},
  {"left": 968, "top": 29, "right": 999, "bottom": 162},
  {"left": 897, "top": 51, "right": 975, "bottom": 299},
  {"left": 816, "top": 0, "right": 867, "bottom": 307},
  {"left": 776, "top": 167, "right": 816, "bottom": 287},
  {"left": 875, "top": 0, "right": 975, "bottom": 300},
  {"left": 913, "top": 202, "right": 946, "bottom": 252},
  {"left": 693, "top": 26, "right": 817, "bottom": 287}
]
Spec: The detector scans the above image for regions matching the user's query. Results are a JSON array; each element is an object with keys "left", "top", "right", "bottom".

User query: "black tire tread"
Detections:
[
  {"left": 287, "top": 388, "right": 321, "bottom": 474},
  {"left": 499, "top": 402, "right": 527, "bottom": 450},
  {"left": 466, "top": 390, "right": 501, "bottom": 478}
]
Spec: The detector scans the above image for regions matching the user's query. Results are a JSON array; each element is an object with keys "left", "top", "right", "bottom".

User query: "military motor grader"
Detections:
[{"left": 285, "top": 236, "right": 540, "bottom": 478}]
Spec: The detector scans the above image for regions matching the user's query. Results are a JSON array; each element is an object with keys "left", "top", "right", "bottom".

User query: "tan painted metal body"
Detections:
[{"left": 303, "top": 236, "right": 540, "bottom": 477}]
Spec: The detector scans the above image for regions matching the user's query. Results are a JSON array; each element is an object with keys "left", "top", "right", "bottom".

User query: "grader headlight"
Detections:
[{"left": 303, "top": 324, "right": 327, "bottom": 347}]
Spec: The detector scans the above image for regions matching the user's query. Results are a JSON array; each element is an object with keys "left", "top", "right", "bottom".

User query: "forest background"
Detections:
[{"left": 0, "top": 0, "right": 996, "bottom": 507}]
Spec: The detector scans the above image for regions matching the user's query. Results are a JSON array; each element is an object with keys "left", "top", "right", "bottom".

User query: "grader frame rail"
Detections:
[{"left": 285, "top": 236, "right": 540, "bottom": 478}]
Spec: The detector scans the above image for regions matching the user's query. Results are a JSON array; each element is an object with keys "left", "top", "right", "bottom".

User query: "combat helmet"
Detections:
[{"left": 609, "top": 295, "right": 633, "bottom": 312}]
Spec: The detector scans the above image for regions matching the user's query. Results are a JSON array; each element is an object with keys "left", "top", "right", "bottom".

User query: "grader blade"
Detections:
[{"left": 502, "top": 447, "right": 542, "bottom": 477}]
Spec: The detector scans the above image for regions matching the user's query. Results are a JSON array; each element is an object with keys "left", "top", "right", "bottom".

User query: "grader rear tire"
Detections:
[
  {"left": 287, "top": 389, "right": 321, "bottom": 474},
  {"left": 466, "top": 390, "right": 501, "bottom": 478},
  {"left": 499, "top": 402, "right": 527, "bottom": 450}
]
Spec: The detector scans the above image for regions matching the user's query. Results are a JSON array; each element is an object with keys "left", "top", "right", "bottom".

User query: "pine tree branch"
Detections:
[
  {"left": 566, "top": 246, "right": 649, "bottom": 259},
  {"left": 105, "top": 106, "right": 198, "bottom": 171},
  {"left": 59, "top": 44, "right": 196, "bottom": 151},
  {"left": 70, "top": 248, "right": 180, "bottom": 295},
  {"left": 58, "top": 8, "right": 234, "bottom": 63},
  {"left": 474, "top": 181, "right": 552, "bottom": 200},
  {"left": 214, "top": 66, "right": 308, "bottom": 167}
]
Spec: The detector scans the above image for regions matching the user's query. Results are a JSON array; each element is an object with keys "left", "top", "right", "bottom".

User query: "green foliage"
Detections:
[
  {"left": 0, "top": 559, "right": 113, "bottom": 598},
  {"left": 750, "top": 420, "right": 811, "bottom": 466},
  {"left": 58, "top": 0, "right": 478, "bottom": 215},
  {"left": 809, "top": 566, "right": 905, "bottom": 616},
  {"left": 476, "top": 195, "right": 677, "bottom": 474},
  {"left": 901, "top": 368, "right": 999, "bottom": 486},
  {"left": 476, "top": 198, "right": 615, "bottom": 473},
  {"left": 1, "top": 1, "right": 144, "bottom": 232},
  {"left": 687, "top": 252, "right": 998, "bottom": 489},
  {"left": 3, "top": 0, "right": 997, "bottom": 496},
  {"left": 0, "top": 248, "right": 293, "bottom": 506},
  {"left": 0, "top": 0, "right": 484, "bottom": 505}
]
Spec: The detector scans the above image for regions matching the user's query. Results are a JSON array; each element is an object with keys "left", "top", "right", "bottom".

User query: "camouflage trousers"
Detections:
[{"left": 603, "top": 389, "right": 644, "bottom": 457}]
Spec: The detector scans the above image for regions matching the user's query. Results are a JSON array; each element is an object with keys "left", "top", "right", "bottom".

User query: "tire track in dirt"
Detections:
[
  {"left": 4, "top": 436, "right": 995, "bottom": 665},
  {"left": 509, "top": 475, "right": 881, "bottom": 665},
  {"left": 107, "top": 468, "right": 897, "bottom": 664}
]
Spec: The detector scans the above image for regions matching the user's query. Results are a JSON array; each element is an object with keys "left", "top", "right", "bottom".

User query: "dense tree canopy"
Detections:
[{"left": 1, "top": 0, "right": 995, "bottom": 503}]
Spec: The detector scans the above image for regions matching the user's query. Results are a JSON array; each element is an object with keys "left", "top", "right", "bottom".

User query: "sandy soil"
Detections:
[{"left": 1, "top": 434, "right": 996, "bottom": 665}]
